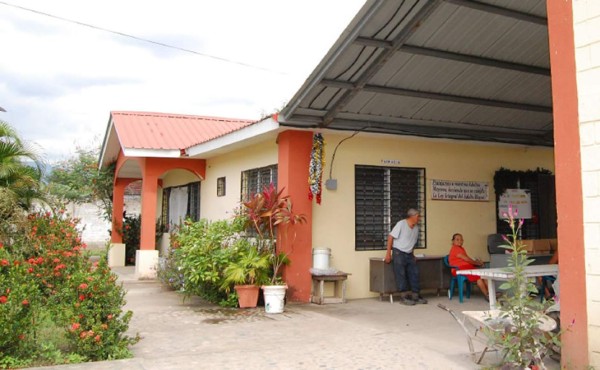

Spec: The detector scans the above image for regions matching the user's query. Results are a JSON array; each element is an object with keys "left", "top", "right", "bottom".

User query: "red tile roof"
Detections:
[{"left": 111, "top": 111, "right": 256, "bottom": 150}]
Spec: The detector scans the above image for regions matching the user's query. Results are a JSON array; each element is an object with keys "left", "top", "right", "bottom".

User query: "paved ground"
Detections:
[{"left": 29, "top": 267, "right": 560, "bottom": 370}]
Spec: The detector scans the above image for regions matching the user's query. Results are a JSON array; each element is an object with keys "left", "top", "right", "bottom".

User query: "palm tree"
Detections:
[{"left": 0, "top": 120, "right": 45, "bottom": 211}]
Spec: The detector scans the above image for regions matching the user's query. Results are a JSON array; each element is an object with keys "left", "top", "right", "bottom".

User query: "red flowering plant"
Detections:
[
  {"left": 0, "top": 210, "right": 138, "bottom": 366},
  {"left": 60, "top": 257, "right": 138, "bottom": 360},
  {"left": 0, "top": 244, "right": 40, "bottom": 361},
  {"left": 241, "top": 183, "right": 306, "bottom": 285}
]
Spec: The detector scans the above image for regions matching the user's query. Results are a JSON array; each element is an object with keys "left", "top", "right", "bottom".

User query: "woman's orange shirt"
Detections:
[{"left": 448, "top": 244, "right": 480, "bottom": 282}]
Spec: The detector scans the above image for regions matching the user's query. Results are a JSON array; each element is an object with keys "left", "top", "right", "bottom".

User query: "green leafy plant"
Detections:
[
  {"left": 485, "top": 205, "right": 560, "bottom": 369},
  {"left": 45, "top": 143, "right": 115, "bottom": 221},
  {"left": 121, "top": 214, "right": 141, "bottom": 266},
  {"left": 157, "top": 247, "right": 184, "bottom": 291},
  {"left": 220, "top": 243, "right": 270, "bottom": 288},
  {"left": 170, "top": 218, "right": 246, "bottom": 306}
]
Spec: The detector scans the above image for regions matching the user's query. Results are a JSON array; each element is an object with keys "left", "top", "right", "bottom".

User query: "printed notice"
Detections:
[
  {"left": 498, "top": 189, "right": 532, "bottom": 219},
  {"left": 431, "top": 180, "right": 489, "bottom": 201}
]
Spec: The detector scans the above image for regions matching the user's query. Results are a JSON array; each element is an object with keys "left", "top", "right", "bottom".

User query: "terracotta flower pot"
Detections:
[{"left": 234, "top": 285, "right": 260, "bottom": 308}]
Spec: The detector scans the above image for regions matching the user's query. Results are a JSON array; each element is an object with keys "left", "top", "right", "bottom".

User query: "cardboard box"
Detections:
[
  {"left": 533, "top": 239, "right": 552, "bottom": 254},
  {"left": 549, "top": 239, "right": 558, "bottom": 251},
  {"left": 517, "top": 239, "right": 552, "bottom": 254},
  {"left": 519, "top": 239, "right": 535, "bottom": 253}
]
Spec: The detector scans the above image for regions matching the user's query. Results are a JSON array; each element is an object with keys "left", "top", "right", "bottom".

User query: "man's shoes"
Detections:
[
  {"left": 399, "top": 295, "right": 416, "bottom": 306},
  {"left": 412, "top": 293, "right": 428, "bottom": 304}
]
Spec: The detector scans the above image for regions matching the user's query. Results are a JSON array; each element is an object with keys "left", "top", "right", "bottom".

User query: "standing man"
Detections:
[{"left": 384, "top": 208, "right": 427, "bottom": 305}]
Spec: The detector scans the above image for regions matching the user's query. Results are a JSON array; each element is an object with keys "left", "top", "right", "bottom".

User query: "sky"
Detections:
[{"left": 0, "top": 0, "right": 366, "bottom": 162}]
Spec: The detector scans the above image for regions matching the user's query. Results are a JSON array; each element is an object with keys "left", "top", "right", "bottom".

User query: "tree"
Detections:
[
  {"left": 46, "top": 144, "right": 115, "bottom": 220},
  {"left": 0, "top": 120, "right": 45, "bottom": 212}
]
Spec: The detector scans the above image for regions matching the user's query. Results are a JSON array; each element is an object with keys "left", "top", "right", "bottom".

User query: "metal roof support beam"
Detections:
[
  {"left": 443, "top": 0, "right": 547, "bottom": 25},
  {"left": 282, "top": 116, "right": 552, "bottom": 146},
  {"left": 321, "top": 79, "right": 552, "bottom": 113},
  {"left": 354, "top": 37, "right": 550, "bottom": 76},
  {"left": 321, "top": 0, "right": 444, "bottom": 127}
]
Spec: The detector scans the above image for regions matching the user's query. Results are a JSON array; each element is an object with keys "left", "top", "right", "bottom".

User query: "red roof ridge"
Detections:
[{"left": 111, "top": 111, "right": 256, "bottom": 124}]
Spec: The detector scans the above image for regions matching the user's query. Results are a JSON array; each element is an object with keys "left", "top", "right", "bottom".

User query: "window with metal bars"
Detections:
[
  {"left": 355, "top": 165, "right": 426, "bottom": 251},
  {"left": 161, "top": 182, "right": 201, "bottom": 230},
  {"left": 188, "top": 182, "right": 200, "bottom": 222},
  {"left": 217, "top": 177, "right": 226, "bottom": 197},
  {"left": 240, "top": 164, "right": 278, "bottom": 202}
]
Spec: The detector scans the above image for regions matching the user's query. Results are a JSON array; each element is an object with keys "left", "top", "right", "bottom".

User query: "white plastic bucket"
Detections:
[
  {"left": 312, "top": 248, "right": 331, "bottom": 269},
  {"left": 262, "top": 285, "right": 287, "bottom": 314}
]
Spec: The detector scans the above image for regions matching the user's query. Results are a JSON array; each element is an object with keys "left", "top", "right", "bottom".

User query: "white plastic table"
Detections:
[{"left": 457, "top": 264, "right": 558, "bottom": 309}]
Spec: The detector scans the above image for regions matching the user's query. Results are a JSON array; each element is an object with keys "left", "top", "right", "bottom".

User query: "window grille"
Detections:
[
  {"left": 217, "top": 177, "right": 226, "bottom": 197},
  {"left": 161, "top": 188, "right": 170, "bottom": 229},
  {"left": 187, "top": 182, "right": 200, "bottom": 222},
  {"left": 240, "top": 165, "right": 278, "bottom": 202},
  {"left": 355, "top": 165, "right": 426, "bottom": 251}
]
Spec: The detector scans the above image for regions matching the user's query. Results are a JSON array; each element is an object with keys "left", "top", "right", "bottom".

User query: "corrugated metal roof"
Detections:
[
  {"left": 280, "top": 0, "right": 553, "bottom": 146},
  {"left": 111, "top": 111, "right": 256, "bottom": 151}
]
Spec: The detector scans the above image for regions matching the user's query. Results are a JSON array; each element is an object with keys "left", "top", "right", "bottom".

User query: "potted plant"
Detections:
[
  {"left": 221, "top": 241, "right": 270, "bottom": 308},
  {"left": 242, "top": 183, "right": 306, "bottom": 313}
]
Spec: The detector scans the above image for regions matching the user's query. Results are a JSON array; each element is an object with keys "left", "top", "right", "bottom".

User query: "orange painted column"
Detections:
[
  {"left": 547, "top": 0, "right": 589, "bottom": 367},
  {"left": 111, "top": 180, "right": 126, "bottom": 243},
  {"left": 140, "top": 164, "right": 159, "bottom": 251},
  {"left": 111, "top": 178, "right": 138, "bottom": 243},
  {"left": 277, "top": 130, "right": 313, "bottom": 302}
]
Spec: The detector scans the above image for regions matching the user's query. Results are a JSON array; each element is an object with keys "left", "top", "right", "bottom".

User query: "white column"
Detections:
[
  {"left": 107, "top": 243, "right": 125, "bottom": 267},
  {"left": 135, "top": 250, "right": 159, "bottom": 280}
]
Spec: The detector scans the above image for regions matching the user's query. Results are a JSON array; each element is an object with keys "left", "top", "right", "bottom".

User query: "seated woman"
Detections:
[
  {"left": 537, "top": 248, "right": 559, "bottom": 299},
  {"left": 449, "top": 233, "right": 490, "bottom": 299}
]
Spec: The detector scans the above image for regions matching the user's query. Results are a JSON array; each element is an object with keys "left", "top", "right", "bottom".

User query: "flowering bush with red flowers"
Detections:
[
  {"left": 0, "top": 211, "right": 138, "bottom": 368},
  {"left": 0, "top": 245, "right": 40, "bottom": 361}
]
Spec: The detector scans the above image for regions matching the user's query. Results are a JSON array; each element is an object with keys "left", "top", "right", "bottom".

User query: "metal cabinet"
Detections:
[{"left": 369, "top": 256, "right": 451, "bottom": 303}]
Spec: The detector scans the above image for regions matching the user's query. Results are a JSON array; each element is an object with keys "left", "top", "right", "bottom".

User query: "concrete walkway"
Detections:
[{"left": 29, "top": 267, "right": 560, "bottom": 370}]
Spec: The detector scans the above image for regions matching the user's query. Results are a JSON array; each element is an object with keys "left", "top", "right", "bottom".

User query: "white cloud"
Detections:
[{"left": 0, "top": 0, "right": 366, "bottom": 161}]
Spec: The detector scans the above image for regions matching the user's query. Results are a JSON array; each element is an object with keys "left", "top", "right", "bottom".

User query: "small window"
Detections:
[{"left": 217, "top": 177, "right": 226, "bottom": 197}]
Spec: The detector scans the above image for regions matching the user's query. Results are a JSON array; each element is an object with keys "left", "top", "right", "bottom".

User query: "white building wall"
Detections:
[
  {"left": 573, "top": 0, "right": 600, "bottom": 365},
  {"left": 66, "top": 195, "right": 141, "bottom": 250}
]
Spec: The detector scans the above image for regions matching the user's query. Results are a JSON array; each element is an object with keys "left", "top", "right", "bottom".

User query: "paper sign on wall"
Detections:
[
  {"left": 431, "top": 180, "right": 489, "bottom": 201},
  {"left": 498, "top": 189, "right": 532, "bottom": 219}
]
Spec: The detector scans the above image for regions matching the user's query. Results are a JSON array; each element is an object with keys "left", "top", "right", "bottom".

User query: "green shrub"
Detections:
[
  {"left": 0, "top": 246, "right": 40, "bottom": 359},
  {"left": 157, "top": 246, "right": 184, "bottom": 291},
  {"left": 0, "top": 210, "right": 138, "bottom": 367},
  {"left": 122, "top": 214, "right": 141, "bottom": 266},
  {"left": 170, "top": 217, "right": 258, "bottom": 306}
]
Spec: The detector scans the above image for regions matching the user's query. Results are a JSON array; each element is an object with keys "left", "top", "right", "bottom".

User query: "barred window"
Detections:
[
  {"left": 355, "top": 165, "right": 426, "bottom": 251},
  {"left": 188, "top": 182, "right": 200, "bottom": 222},
  {"left": 217, "top": 177, "right": 226, "bottom": 197},
  {"left": 241, "top": 165, "right": 278, "bottom": 202}
]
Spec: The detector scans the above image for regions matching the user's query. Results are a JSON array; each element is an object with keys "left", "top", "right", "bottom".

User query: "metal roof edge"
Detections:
[
  {"left": 98, "top": 112, "right": 115, "bottom": 169},
  {"left": 186, "top": 117, "right": 280, "bottom": 157},
  {"left": 279, "top": 0, "right": 382, "bottom": 122}
]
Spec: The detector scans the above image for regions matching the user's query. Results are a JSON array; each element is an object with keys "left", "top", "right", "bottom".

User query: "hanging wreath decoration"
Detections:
[{"left": 308, "top": 133, "right": 325, "bottom": 204}]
